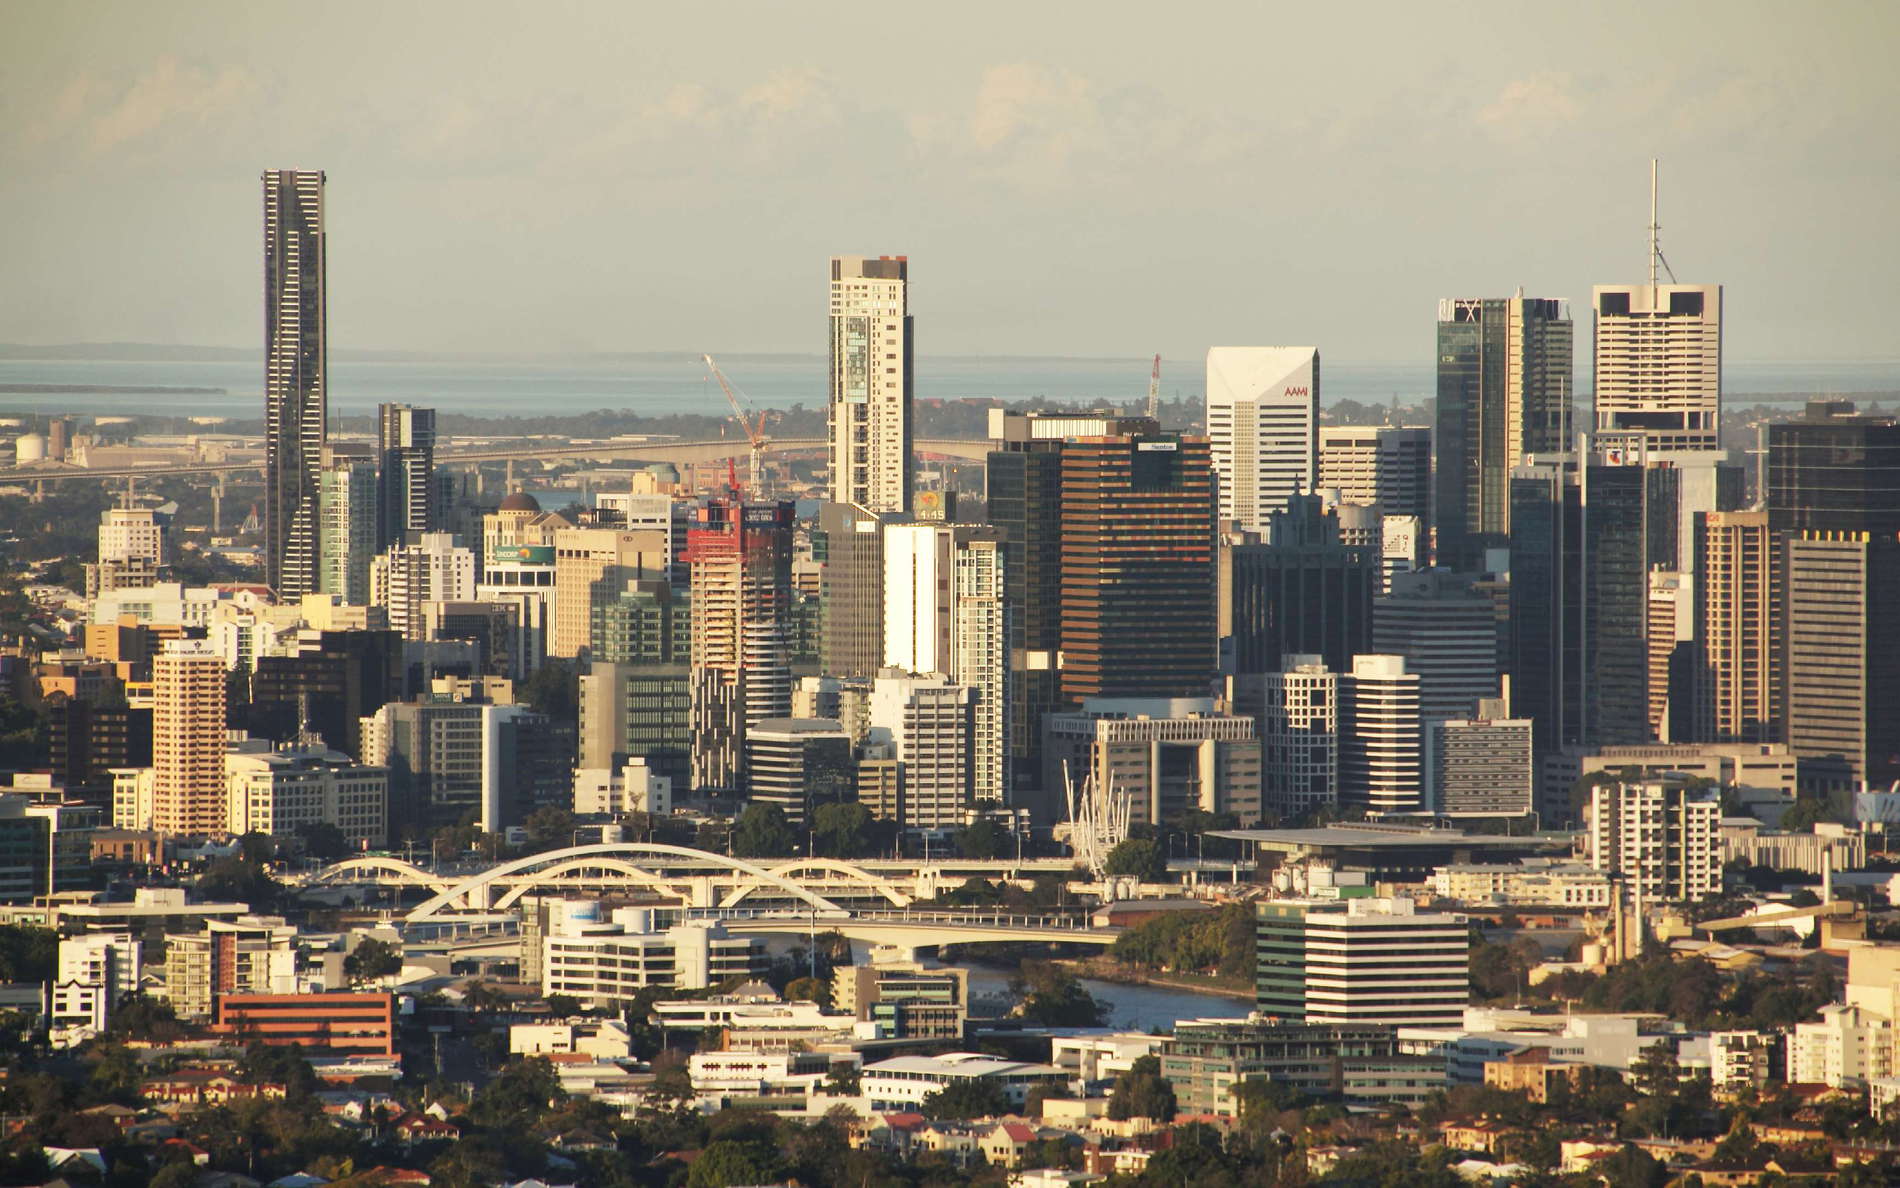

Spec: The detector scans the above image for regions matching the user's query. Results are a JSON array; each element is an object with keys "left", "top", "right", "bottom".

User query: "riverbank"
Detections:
[{"left": 1057, "top": 956, "right": 1255, "bottom": 1002}]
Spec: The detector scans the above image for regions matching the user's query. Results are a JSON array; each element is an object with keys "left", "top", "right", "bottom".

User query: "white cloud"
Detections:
[
  {"left": 86, "top": 57, "right": 256, "bottom": 153},
  {"left": 1476, "top": 72, "right": 1581, "bottom": 140}
]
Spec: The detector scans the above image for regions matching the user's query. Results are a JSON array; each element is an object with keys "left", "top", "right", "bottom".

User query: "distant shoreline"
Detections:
[{"left": 0, "top": 384, "right": 227, "bottom": 395}]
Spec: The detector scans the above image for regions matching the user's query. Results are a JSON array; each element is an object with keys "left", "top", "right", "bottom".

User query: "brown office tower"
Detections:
[
  {"left": 686, "top": 493, "right": 795, "bottom": 790},
  {"left": 1057, "top": 433, "right": 1216, "bottom": 704},
  {"left": 1693, "top": 510, "right": 1777, "bottom": 742}
]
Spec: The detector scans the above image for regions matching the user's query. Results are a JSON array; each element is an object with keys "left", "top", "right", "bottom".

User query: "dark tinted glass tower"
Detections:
[
  {"left": 1228, "top": 495, "right": 1378, "bottom": 675},
  {"left": 378, "top": 403, "right": 437, "bottom": 548},
  {"left": 263, "top": 169, "right": 327, "bottom": 597},
  {"left": 1434, "top": 297, "right": 1573, "bottom": 571},
  {"left": 1510, "top": 458, "right": 1673, "bottom": 799},
  {"left": 1058, "top": 434, "right": 1216, "bottom": 703},
  {"left": 1768, "top": 402, "right": 1900, "bottom": 789}
]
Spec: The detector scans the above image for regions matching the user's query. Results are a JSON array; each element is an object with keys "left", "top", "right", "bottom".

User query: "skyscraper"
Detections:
[
  {"left": 828, "top": 256, "right": 912, "bottom": 515},
  {"left": 1372, "top": 569, "right": 1501, "bottom": 722},
  {"left": 1433, "top": 296, "right": 1574, "bottom": 570},
  {"left": 1591, "top": 168, "right": 1722, "bottom": 455},
  {"left": 686, "top": 495, "right": 795, "bottom": 790},
  {"left": 377, "top": 404, "right": 437, "bottom": 549},
  {"left": 1693, "top": 510, "right": 1777, "bottom": 743},
  {"left": 1317, "top": 426, "right": 1431, "bottom": 521},
  {"left": 152, "top": 640, "right": 227, "bottom": 837},
  {"left": 263, "top": 169, "right": 327, "bottom": 597},
  {"left": 1206, "top": 347, "right": 1319, "bottom": 532},
  {"left": 1339, "top": 655, "right": 1423, "bottom": 817},
  {"left": 1768, "top": 403, "right": 1900, "bottom": 789},
  {"left": 814, "top": 502, "right": 889, "bottom": 680},
  {"left": 1058, "top": 432, "right": 1216, "bottom": 705},
  {"left": 318, "top": 443, "right": 378, "bottom": 606},
  {"left": 1227, "top": 494, "right": 1378, "bottom": 675}
]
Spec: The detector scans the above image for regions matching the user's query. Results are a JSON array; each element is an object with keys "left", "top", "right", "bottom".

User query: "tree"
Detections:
[
  {"left": 811, "top": 801, "right": 874, "bottom": 859},
  {"left": 688, "top": 1138, "right": 783, "bottom": 1188},
  {"left": 519, "top": 659, "right": 579, "bottom": 723},
  {"left": 732, "top": 804, "right": 795, "bottom": 858},
  {"left": 1107, "top": 1055, "right": 1176, "bottom": 1121},
  {"left": 297, "top": 821, "right": 350, "bottom": 860},
  {"left": 784, "top": 976, "right": 831, "bottom": 1007},
  {"left": 469, "top": 1056, "right": 564, "bottom": 1129},
  {"left": 525, "top": 805, "right": 577, "bottom": 851},
  {"left": 1103, "top": 837, "right": 1165, "bottom": 880},
  {"left": 957, "top": 817, "right": 1007, "bottom": 860},
  {"left": 1597, "top": 1143, "right": 1666, "bottom": 1188},
  {"left": 922, "top": 1078, "right": 1010, "bottom": 1120},
  {"left": 344, "top": 937, "right": 404, "bottom": 984},
  {"left": 1016, "top": 962, "right": 1109, "bottom": 1027},
  {"left": 1779, "top": 795, "right": 1836, "bottom": 833}
]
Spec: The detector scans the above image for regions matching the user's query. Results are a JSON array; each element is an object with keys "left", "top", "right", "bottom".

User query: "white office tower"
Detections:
[
  {"left": 1318, "top": 426, "right": 1430, "bottom": 521},
  {"left": 88, "top": 506, "right": 167, "bottom": 598},
  {"left": 372, "top": 531, "right": 476, "bottom": 640},
  {"left": 829, "top": 255, "right": 913, "bottom": 515},
  {"left": 1340, "top": 654, "right": 1423, "bottom": 816},
  {"left": 1206, "top": 347, "right": 1319, "bottom": 532},
  {"left": 1425, "top": 702, "right": 1534, "bottom": 818},
  {"left": 1256, "top": 656, "right": 1339, "bottom": 821},
  {"left": 1592, "top": 164, "right": 1722, "bottom": 454},
  {"left": 49, "top": 932, "right": 141, "bottom": 1046},
  {"left": 867, "top": 673, "right": 975, "bottom": 830},
  {"left": 1585, "top": 776, "right": 1720, "bottom": 902},
  {"left": 882, "top": 524, "right": 1008, "bottom": 804}
]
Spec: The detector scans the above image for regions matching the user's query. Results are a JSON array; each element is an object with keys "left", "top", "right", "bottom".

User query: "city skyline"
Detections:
[{"left": 3, "top": 3, "right": 1897, "bottom": 368}]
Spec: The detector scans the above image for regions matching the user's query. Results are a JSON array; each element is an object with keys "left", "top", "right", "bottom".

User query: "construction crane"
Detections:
[
  {"left": 702, "top": 354, "right": 769, "bottom": 494},
  {"left": 1145, "top": 354, "right": 1161, "bottom": 420}
]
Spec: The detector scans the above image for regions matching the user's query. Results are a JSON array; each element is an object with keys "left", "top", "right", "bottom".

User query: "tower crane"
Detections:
[
  {"left": 1146, "top": 354, "right": 1161, "bottom": 420},
  {"left": 702, "top": 354, "right": 769, "bottom": 494}
]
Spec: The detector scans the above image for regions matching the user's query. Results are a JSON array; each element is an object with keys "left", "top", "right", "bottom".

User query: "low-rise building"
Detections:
[
  {"left": 510, "top": 1018, "right": 636, "bottom": 1060},
  {"left": 542, "top": 905, "right": 763, "bottom": 1008},
  {"left": 1718, "top": 818, "right": 1865, "bottom": 876},
  {"left": 861, "top": 1052, "right": 1068, "bottom": 1112},
  {"left": 1708, "top": 1030, "right": 1774, "bottom": 1094},
  {"left": 1160, "top": 1018, "right": 1438, "bottom": 1113},
  {"left": 47, "top": 931, "right": 140, "bottom": 1047},
  {"left": 1481, "top": 1046, "right": 1585, "bottom": 1103},
  {"left": 211, "top": 992, "right": 397, "bottom": 1055},
  {"left": 1431, "top": 859, "right": 1613, "bottom": 908},
  {"left": 224, "top": 743, "right": 388, "bottom": 850},
  {"left": 1789, "top": 1003, "right": 1893, "bottom": 1088},
  {"left": 1398, "top": 1009, "right": 1661, "bottom": 1081},
  {"left": 832, "top": 962, "right": 969, "bottom": 1040},
  {"left": 160, "top": 915, "right": 299, "bottom": 1019}
]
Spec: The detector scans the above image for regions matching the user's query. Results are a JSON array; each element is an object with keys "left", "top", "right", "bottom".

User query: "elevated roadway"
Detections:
[{"left": 0, "top": 437, "right": 990, "bottom": 484}]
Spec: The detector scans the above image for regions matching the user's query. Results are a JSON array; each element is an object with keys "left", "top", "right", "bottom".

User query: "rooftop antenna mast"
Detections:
[{"left": 1649, "top": 158, "right": 1678, "bottom": 287}]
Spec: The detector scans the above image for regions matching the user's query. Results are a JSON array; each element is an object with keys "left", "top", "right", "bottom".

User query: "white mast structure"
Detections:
[{"left": 1063, "top": 762, "right": 1132, "bottom": 880}]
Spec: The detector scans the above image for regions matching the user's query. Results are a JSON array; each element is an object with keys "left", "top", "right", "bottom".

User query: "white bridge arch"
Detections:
[{"left": 402, "top": 843, "right": 851, "bottom": 921}]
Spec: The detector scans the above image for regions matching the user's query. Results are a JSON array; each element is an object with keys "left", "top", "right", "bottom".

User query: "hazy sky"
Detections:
[{"left": 4, "top": 1, "right": 1897, "bottom": 365}]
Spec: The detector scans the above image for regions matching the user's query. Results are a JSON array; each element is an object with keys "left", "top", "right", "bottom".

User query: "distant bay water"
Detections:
[{"left": 0, "top": 352, "right": 1895, "bottom": 421}]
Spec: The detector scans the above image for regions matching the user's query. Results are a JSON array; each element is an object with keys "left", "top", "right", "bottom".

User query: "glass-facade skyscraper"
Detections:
[{"left": 1434, "top": 297, "right": 1573, "bottom": 571}]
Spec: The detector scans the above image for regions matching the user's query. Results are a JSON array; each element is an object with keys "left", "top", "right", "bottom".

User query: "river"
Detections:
[{"left": 965, "top": 965, "right": 1249, "bottom": 1033}]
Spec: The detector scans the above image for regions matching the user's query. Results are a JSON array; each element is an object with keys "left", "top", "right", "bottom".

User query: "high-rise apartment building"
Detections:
[
  {"left": 828, "top": 256, "right": 912, "bottom": 515},
  {"left": 1318, "top": 426, "right": 1431, "bottom": 522},
  {"left": 1694, "top": 510, "right": 1777, "bottom": 743},
  {"left": 1206, "top": 347, "right": 1319, "bottom": 532},
  {"left": 1585, "top": 776, "right": 1720, "bottom": 902},
  {"left": 360, "top": 695, "right": 564, "bottom": 834},
  {"left": 1339, "top": 655, "right": 1423, "bottom": 817},
  {"left": 1256, "top": 898, "right": 1470, "bottom": 1028},
  {"left": 578, "top": 661, "right": 691, "bottom": 786},
  {"left": 1059, "top": 433, "right": 1216, "bottom": 705},
  {"left": 866, "top": 673, "right": 975, "bottom": 830},
  {"left": 152, "top": 641, "right": 228, "bottom": 837},
  {"left": 377, "top": 403, "right": 437, "bottom": 548},
  {"left": 686, "top": 496, "right": 795, "bottom": 790},
  {"left": 372, "top": 532, "right": 477, "bottom": 641},
  {"left": 1245, "top": 656, "right": 1339, "bottom": 822},
  {"left": 88, "top": 506, "right": 167, "bottom": 598},
  {"left": 263, "top": 169, "right": 327, "bottom": 597},
  {"left": 318, "top": 443, "right": 378, "bottom": 606},
  {"left": 1433, "top": 296, "right": 1574, "bottom": 570}
]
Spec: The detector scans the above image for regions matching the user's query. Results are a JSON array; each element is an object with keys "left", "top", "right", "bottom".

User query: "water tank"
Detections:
[{"left": 13, "top": 434, "right": 45, "bottom": 463}]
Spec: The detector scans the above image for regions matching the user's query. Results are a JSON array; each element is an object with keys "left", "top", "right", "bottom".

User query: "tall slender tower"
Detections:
[
  {"left": 1592, "top": 161, "right": 1722, "bottom": 455},
  {"left": 263, "top": 169, "right": 328, "bottom": 597},
  {"left": 377, "top": 403, "right": 437, "bottom": 549},
  {"left": 686, "top": 494, "right": 795, "bottom": 790},
  {"left": 828, "top": 256, "right": 913, "bottom": 515},
  {"left": 152, "top": 640, "right": 227, "bottom": 837}
]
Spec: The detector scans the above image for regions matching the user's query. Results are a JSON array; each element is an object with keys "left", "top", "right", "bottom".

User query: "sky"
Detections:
[{"left": 3, "top": 1, "right": 1897, "bottom": 366}]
